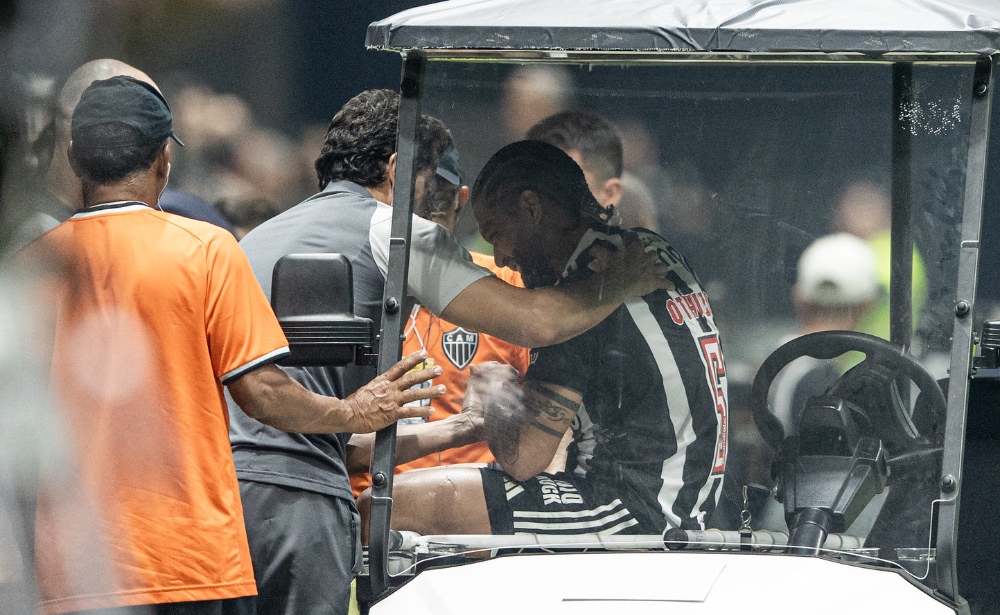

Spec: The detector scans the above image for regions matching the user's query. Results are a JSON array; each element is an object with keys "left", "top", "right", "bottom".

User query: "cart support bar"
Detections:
[{"left": 365, "top": 50, "right": 426, "bottom": 603}]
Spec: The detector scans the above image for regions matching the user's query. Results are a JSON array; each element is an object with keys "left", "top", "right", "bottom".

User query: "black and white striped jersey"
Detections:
[{"left": 524, "top": 224, "right": 729, "bottom": 531}]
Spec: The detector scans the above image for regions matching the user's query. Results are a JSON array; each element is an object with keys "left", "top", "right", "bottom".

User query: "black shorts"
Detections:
[{"left": 480, "top": 467, "right": 646, "bottom": 535}]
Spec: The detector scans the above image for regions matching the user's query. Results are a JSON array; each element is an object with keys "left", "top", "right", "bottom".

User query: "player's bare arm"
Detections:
[
  {"left": 482, "top": 373, "right": 583, "bottom": 481},
  {"left": 440, "top": 238, "right": 670, "bottom": 348},
  {"left": 228, "top": 350, "right": 444, "bottom": 434}
]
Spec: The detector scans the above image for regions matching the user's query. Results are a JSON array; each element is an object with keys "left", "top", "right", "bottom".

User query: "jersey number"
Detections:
[{"left": 698, "top": 334, "right": 728, "bottom": 475}]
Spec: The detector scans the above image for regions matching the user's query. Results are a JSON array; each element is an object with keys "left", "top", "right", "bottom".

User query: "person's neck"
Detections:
[
  {"left": 365, "top": 179, "right": 393, "bottom": 205},
  {"left": 548, "top": 221, "right": 592, "bottom": 275},
  {"left": 82, "top": 177, "right": 159, "bottom": 210}
]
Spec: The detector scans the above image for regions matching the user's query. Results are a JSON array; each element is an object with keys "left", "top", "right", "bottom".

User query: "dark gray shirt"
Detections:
[{"left": 229, "top": 181, "right": 489, "bottom": 501}]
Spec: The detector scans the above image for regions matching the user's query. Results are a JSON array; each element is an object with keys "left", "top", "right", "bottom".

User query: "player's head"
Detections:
[
  {"left": 69, "top": 75, "right": 181, "bottom": 197},
  {"left": 526, "top": 110, "right": 623, "bottom": 209},
  {"left": 413, "top": 115, "right": 467, "bottom": 232},
  {"left": 471, "top": 140, "right": 607, "bottom": 287},
  {"left": 315, "top": 89, "right": 399, "bottom": 191}
]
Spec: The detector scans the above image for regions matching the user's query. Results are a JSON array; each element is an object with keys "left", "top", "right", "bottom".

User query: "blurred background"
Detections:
[{"left": 0, "top": 0, "right": 442, "bottom": 238}]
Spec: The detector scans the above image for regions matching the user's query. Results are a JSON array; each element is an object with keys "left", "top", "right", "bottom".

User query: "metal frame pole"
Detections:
[
  {"left": 890, "top": 63, "right": 914, "bottom": 350},
  {"left": 364, "top": 50, "right": 426, "bottom": 603},
  {"left": 935, "top": 57, "right": 994, "bottom": 608}
]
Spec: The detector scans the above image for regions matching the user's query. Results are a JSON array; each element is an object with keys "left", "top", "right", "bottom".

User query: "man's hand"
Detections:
[
  {"left": 589, "top": 237, "right": 674, "bottom": 298},
  {"left": 342, "top": 350, "right": 445, "bottom": 433}
]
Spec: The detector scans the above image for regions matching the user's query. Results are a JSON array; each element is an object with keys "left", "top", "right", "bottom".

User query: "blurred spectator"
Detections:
[
  {"left": 654, "top": 158, "right": 725, "bottom": 301},
  {"left": 502, "top": 65, "right": 572, "bottom": 140},
  {"left": 215, "top": 196, "right": 281, "bottom": 239},
  {"left": 169, "top": 81, "right": 307, "bottom": 207},
  {"left": 13, "top": 72, "right": 57, "bottom": 176},
  {"left": 159, "top": 188, "right": 236, "bottom": 236},
  {"left": 527, "top": 110, "right": 657, "bottom": 231},
  {"left": 769, "top": 233, "right": 878, "bottom": 433},
  {"left": 834, "top": 179, "right": 927, "bottom": 342}
]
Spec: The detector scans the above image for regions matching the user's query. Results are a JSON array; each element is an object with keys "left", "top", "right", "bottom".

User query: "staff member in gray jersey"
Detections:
[{"left": 230, "top": 89, "right": 669, "bottom": 615}]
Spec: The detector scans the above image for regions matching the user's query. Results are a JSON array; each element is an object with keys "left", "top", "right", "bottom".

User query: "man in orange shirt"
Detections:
[
  {"left": 23, "top": 75, "right": 441, "bottom": 615},
  {"left": 350, "top": 122, "right": 529, "bottom": 496}
]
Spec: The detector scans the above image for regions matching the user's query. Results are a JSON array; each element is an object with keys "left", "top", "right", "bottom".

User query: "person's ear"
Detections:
[
  {"left": 154, "top": 142, "right": 171, "bottom": 184},
  {"left": 386, "top": 153, "right": 397, "bottom": 192},
  {"left": 600, "top": 177, "right": 623, "bottom": 208},
  {"left": 518, "top": 189, "right": 544, "bottom": 226},
  {"left": 453, "top": 185, "right": 470, "bottom": 218},
  {"left": 67, "top": 141, "right": 80, "bottom": 177}
]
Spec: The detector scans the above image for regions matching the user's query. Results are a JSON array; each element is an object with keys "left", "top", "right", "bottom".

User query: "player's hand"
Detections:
[
  {"left": 461, "top": 362, "right": 521, "bottom": 438},
  {"left": 342, "top": 350, "right": 444, "bottom": 433},
  {"left": 589, "top": 237, "right": 674, "bottom": 298}
]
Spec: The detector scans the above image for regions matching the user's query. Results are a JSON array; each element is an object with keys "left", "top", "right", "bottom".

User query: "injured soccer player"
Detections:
[{"left": 359, "top": 140, "right": 730, "bottom": 539}]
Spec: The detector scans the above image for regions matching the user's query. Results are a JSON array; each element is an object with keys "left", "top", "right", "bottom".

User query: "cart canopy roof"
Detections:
[{"left": 366, "top": 0, "right": 1000, "bottom": 55}]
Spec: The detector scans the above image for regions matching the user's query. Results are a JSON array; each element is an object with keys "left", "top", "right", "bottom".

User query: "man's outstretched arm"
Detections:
[
  {"left": 440, "top": 240, "right": 670, "bottom": 348},
  {"left": 228, "top": 350, "right": 444, "bottom": 434},
  {"left": 344, "top": 403, "right": 483, "bottom": 473}
]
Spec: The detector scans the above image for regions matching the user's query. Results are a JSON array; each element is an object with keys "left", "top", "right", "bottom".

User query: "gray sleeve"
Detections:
[{"left": 369, "top": 203, "right": 491, "bottom": 315}]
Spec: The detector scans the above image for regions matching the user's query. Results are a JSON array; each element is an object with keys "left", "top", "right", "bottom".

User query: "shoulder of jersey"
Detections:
[{"left": 151, "top": 209, "right": 237, "bottom": 243}]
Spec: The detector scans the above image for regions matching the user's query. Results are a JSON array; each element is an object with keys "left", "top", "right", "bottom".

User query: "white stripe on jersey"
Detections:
[
  {"left": 600, "top": 518, "right": 641, "bottom": 535},
  {"left": 513, "top": 499, "right": 625, "bottom": 519},
  {"left": 513, "top": 507, "right": 632, "bottom": 531},
  {"left": 626, "top": 299, "right": 695, "bottom": 530}
]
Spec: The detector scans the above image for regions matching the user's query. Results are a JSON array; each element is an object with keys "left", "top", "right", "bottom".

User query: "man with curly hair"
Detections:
[{"left": 229, "top": 90, "right": 670, "bottom": 615}]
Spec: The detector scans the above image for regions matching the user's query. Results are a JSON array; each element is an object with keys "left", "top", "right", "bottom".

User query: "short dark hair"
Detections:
[
  {"left": 472, "top": 140, "right": 609, "bottom": 223},
  {"left": 526, "top": 110, "right": 623, "bottom": 181},
  {"left": 414, "top": 115, "right": 459, "bottom": 219},
  {"left": 70, "top": 123, "right": 166, "bottom": 184},
  {"left": 315, "top": 89, "right": 399, "bottom": 190}
]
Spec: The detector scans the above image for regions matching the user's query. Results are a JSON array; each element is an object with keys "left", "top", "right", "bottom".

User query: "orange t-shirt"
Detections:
[
  {"left": 351, "top": 252, "right": 529, "bottom": 496},
  {"left": 22, "top": 202, "right": 290, "bottom": 614}
]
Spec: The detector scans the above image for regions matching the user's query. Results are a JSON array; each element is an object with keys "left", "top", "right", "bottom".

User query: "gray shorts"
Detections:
[{"left": 238, "top": 480, "right": 362, "bottom": 615}]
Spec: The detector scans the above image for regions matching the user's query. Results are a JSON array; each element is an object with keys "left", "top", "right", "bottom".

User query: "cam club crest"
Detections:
[{"left": 442, "top": 326, "right": 479, "bottom": 370}]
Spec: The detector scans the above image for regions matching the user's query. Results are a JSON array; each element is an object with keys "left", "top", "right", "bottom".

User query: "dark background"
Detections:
[
  {"left": 1, "top": 0, "right": 999, "bottom": 306},
  {"left": 3, "top": 0, "right": 437, "bottom": 130}
]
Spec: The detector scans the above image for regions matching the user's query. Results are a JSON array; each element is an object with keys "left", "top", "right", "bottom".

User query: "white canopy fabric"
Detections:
[{"left": 366, "top": 0, "right": 1000, "bottom": 55}]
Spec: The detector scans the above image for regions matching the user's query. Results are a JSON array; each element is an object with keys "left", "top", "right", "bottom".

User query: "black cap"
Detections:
[
  {"left": 71, "top": 75, "right": 184, "bottom": 149},
  {"left": 436, "top": 137, "right": 462, "bottom": 185}
]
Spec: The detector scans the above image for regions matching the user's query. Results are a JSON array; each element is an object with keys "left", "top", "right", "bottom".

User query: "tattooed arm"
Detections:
[{"left": 487, "top": 380, "right": 582, "bottom": 482}]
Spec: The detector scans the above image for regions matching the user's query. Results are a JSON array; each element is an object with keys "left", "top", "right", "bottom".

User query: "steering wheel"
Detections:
[{"left": 749, "top": 330, "right": 947, "bottom": 453}]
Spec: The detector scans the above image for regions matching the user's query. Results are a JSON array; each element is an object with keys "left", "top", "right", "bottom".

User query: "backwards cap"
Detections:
[{"left": 71, "top": 75, "right": 184, "bottom": 150}]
